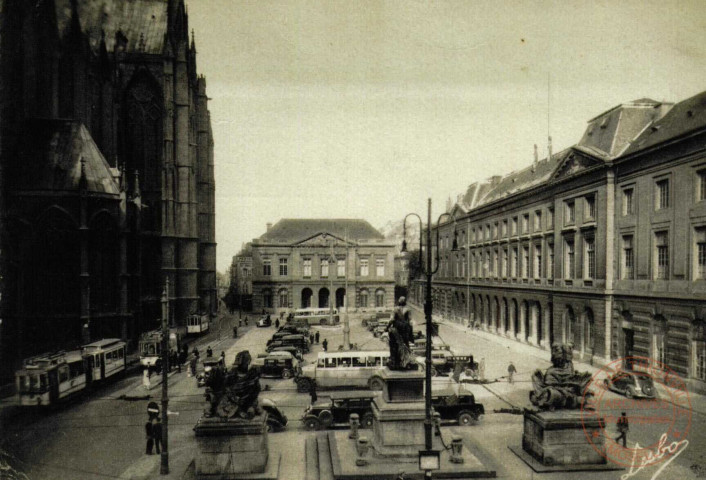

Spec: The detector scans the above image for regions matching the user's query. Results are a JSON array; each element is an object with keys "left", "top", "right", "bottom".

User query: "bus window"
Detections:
[
  {"left": 325, "top": 358, "right": 337, "bottom": 368},
  {"left": 352, "top": 356, "right": 366, "bottom": 368},
  {"left": 366, "top": 356, "right": 382, "bottom": 367},
  {"left": 337, "top": 357, "right": 352, "bottom": 368}
]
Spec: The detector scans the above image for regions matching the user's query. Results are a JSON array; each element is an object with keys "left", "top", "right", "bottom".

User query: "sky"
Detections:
[{"left": 186, "top": 0, "right": 706, "bottom": 272}]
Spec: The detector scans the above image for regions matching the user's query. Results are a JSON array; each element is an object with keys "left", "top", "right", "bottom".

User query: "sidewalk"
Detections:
[{"left": 430, "top": 311, "right": 706, "bottom": 417}]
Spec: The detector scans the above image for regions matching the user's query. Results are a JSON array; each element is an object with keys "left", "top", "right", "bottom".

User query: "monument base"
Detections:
[
  {"left": 513, "top": 409, "right": 618, "bottom": 471},
  {"left": 371, "top": 398, "right": 426, "bottom": 458},
  {"left": 194, "top": 414, "right": 280, "bottom": 480}
]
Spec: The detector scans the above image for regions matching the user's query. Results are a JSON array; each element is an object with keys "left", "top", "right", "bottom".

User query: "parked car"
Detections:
[
  {"left": 278, "top": 325, "right": 309, "bottom": 336},
  {"left": 268, "top": 345, "right": 303, "bottom": 361},
  {"left": 257, "top": 351, "right": 300, "bottom": 379},
  {"left": 260, "top": 398, "right": 288, "bottom": 432},
  {"left": 603, "top": 370, "right": 658, "bottom": 399},
  {"left": 266, "top": 334, "right": 310, "bottom": 354},
  {"left": 257, "top": 316, "right": 272, "bottom": 328},
  {"left": 197, "top": 357, "right": 225, "bottom": 388},
  {"left": 302, "top": 391, "right": 378, "bottom": 430},
  {"left": 432, "top": 392, "right": 484, "bottom": 425}
]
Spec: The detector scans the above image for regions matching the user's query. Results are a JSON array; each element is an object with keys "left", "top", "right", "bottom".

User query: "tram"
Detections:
[
  {"left": 187, "top": 314, "right": 210, "bottom": 335},
  {"left": 15, "top": 338, "right": 126, "bottom": 407},
  {"left": 139, "top": 328, "right": 181, "bottom": 367}
]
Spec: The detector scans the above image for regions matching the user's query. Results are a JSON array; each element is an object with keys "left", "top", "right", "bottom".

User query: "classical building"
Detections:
[
  {"left": 411, "top": 93, "right": 706, "bottom": 393},
  {"left": 230, "top": 243, "right": 254, "bottom": 312},
  {"left": 0, "top": 0, "right": 217, "bottom": 377},
  {"left": 250, "top": 219, "right": 395, "bottom": 314}
]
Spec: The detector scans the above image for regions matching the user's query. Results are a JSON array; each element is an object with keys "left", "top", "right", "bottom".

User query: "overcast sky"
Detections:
[{"left": 187, "top": 0, "right": 706, "bottom": 271}]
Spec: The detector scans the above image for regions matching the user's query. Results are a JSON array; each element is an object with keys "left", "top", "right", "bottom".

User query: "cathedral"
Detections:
[{"left": 0, "top": 0, "right": 217, "bottom": 379}]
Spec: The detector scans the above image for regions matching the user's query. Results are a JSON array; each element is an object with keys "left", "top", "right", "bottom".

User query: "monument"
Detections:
[
  {"left": 510, "top": 343, "right": 618, "bottom": 472},
  {"left": 193, "top": 350, "right": 280, "bottom": 479},
  {"left": 307, "top": 297, "right": 495, "bottom": 479}
]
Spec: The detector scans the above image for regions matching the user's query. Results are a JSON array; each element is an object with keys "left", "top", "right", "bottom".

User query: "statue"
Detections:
[
  {"left": 386, "top": 297, "right": 417, "bottom": 370},
  {"left": 529, "top": 343, "right": 593, "bottom": 410},
  {"left": 204, "top": 349, "right": 262, "bottom": 420}
]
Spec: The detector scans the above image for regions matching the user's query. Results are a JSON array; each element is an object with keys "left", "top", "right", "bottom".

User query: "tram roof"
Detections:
[{"left": 82, "top": 338, "right": 124, "bottom": 350}]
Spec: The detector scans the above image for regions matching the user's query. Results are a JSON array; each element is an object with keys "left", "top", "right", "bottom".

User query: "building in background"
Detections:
[
  {"left": 250, "top": 219, "right": 395, "bottom": 314},
  {"left": 412, "top": 93, "right": 706, "bottom": 394},
  {"left": 0, "top": 0, "right": 217, "bottom": 377},
  {"left": 229, "top": 244, "right": 254, "bottom": 312}
]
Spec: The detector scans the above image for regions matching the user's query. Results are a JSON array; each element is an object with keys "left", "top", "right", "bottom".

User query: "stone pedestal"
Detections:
[
  {"left": 521, "top": 409, "right": 604, "bottom": 466},
  {"left": 193, "top": 414, "right": 280, "bottom": 479}
]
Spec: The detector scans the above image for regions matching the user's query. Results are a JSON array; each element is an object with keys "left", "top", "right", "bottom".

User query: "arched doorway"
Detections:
[
  {"left": 522, "top": 301, "right": 530, "bottom": 341},
  {"left": 512, "top": 299, "right": 519, "bottom": 336},
  {"left": 359, "top": 288, "right": 369, "bottom": 309},
  {"left": 301, "top": 288, "right": 313, "bottom": 308},
  {"left": 494, "top": 297, "right": 501, "bottom": 331},
  {"left": 335, "top": 288, "right": 346, "bottom": 309},
  {"left": 548, "top": 303, "right": 554, "bottom": 346},
  {"left": 536, "top": 302, "right": 543, "bottom": 346},
  {"left": 486, "top": 295, "right": 491, "bottom": 327},
  {"left": 318, "top": 288, "right": 330, "bottom": 308},
  {"left": 583, "top": 308, "right": 595, "bottom": 357},
  {"left": 375, "top": 288, "right": 386, "bottom": 308},
  {"left": 503, "top": 298, "right": 509, "bottom": 333},
  {"left": 564, "top": 306, "right": 576, "bottom": 345}
]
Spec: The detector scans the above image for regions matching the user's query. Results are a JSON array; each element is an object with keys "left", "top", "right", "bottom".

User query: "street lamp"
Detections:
[{"left": 402, "top": 199, "right": 456, "bottom": 477}]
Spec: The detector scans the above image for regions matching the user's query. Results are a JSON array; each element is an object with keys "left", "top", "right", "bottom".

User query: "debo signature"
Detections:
[{"left": 620, "top": 433, "right": 688, "bottom": 480}]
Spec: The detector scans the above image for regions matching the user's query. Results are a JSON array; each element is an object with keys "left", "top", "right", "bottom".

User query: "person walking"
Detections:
[
  {"left": 309, "top": 380, "right": 318, "bottom": 404},
  {"left": 315, "top": 331, "right": 320, "bottom": 344},
  {"left": 142, "top": 368, "right": 151, "bottom": 391},
  {"left": 220, "top": 351, "right": 226, "bottom": 365},
  {"left": 206, "top": 346, "right": 213, "bottom": 358},
  {"left": 275, "top": 318, "right": 280, "bottom": 329},
  {"left": 192, "top": 346, "right": 200, "bottom": 359},
  {"left": 322, "top": 338, "right": 328, "bottom": 352},
  {"left": 507, "top": 361, "right": 516, "bottom": 384},
  {"left": 190, "top": 356, "right": 197, "bottom": 377},
  {"left": 309, "top": 333, "right": 315, "bottom": 345},
  {"left": 152, "top": 417, "right": 163, "bottom": 454},
  {"left": 615, "top": 412, "right": 629, "bottom": 447},
  {"left": 145, "top": 417, "right": 155, "bottom": 454}
]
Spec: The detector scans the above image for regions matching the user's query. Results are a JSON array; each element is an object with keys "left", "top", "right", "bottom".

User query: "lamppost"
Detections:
[{"left": 401, "top": 199, "right": 457, "bottom": 478}]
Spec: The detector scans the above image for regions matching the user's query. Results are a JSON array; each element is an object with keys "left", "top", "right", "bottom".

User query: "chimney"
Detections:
[
  {"left": 548, "top": 136, "right": 553, "bottom": 161},
  {"left": 266, "top": 223, "right": 272, "bottom": 232}
]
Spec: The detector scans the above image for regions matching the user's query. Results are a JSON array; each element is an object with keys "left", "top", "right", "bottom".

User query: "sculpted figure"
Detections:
[
  {"left": 204, "top": 350, "right": 261, "bottom": 419},
  {"left": 386, "top": 297, "right": 416, "bottom": 370},
  {"left": 529, "top": 343, "right": 593, "bottom": 410}
]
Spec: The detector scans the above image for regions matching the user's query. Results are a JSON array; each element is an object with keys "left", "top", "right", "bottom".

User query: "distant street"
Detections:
[{"left": 1, "top": 308, "right": 704, "bottom": 479}]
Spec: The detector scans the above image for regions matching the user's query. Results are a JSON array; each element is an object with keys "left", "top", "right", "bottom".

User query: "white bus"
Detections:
[
  {"left": 292, "top": 307, "right": 340, "bottom": 326},
  {"left": 295, "top": 350, "right": 389, "bottom": 392}
]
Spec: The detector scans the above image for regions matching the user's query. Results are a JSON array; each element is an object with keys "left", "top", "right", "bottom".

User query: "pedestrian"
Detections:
[
  {"left": 206, "top": 346, "right": 213, "bottom": 357},
  {"left": 190, "top": 356, "right": 197, "bottom": 377},
  {"left": 479, "top": 358, "right": 485, "bottom": 382},
  {"left": 315, "top": 331, "right": 320, "bottom": 344},
  {"left": 192, "top": 346, "right": 200, "bottom": 359},
  {"left": 178, "top": 350, "right": 187, "bottom": 371},
  {"left": 143, "top": 368, "right": 151, "bottom": 391},
  {"left": 154, "top": 357, "right": 162, "bottom": 374},
  {"left": 220, "top": 351, "right": 226, "bottom": 365},
  {"left": 245, "top": 316, "right": 249, "bottom": 326},
  {"left": 152, "top": 417, "right": 163, "bottom": 454},
  {"left": 233, "top": 326, "right": 238, "bottom": 338},
  {"left": 309, "top": 333, "right": 315, "bottom": 345},
  {"left": 615, "top": 412, "right": 629, "bottom": 447},
  {"left": 239, "top": 319, "right": 243, "bottom": 327},
  {"left": 145, "top": 417, "right": 154, "bottom": 454},
  {"left": 309, "top": 380, "right": 318, "bottom": 404},
  {"left": 507, "top": 361, "right": 516, "bottom": 384},
  {"left": 322, "top": 338, "right": 328, "bottom": 352},
  {"left": 275, "top": 318, "right": 280, "bottom": 329}
]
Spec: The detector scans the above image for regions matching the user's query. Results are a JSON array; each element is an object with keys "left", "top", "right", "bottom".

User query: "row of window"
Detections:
[
  {"left": 260, "top": 289, "right": 386, "bottom": 308},
  {"left": 619, "top": 228, "right": 706, "bottom": 280},
  {"left": 261, "top": 257, "right": 386, "bottom": 278},
  {"left": 621, "top": 170, "right": 706, "bottom": 217}
]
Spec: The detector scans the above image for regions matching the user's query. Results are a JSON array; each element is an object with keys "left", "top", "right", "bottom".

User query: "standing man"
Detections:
[
  {"left": 315, "top": 331, "right": 320, "bottom": 344},
  {"left": 206, "top": 346, "right": 213, "bottom": 358},
  {"left": 152, "top": 416, "right": 163, "bottom": 454},
  {"left": 275, "top": 318, "right": 280, "bottom": 329},
  {"left": 507, "top": 361, "right": 516, "bottom": 384},
  {"left": 145, "top": 417, "right": 154, "bottom": 454},
  {"left": 322, "top": 338, "right": 328, "bottom": 352},
  {"left": 309, "top": 380, "right": 318, "bottom": 404},
  {"left": 309, "top": 333, "right": 315, "bottom": 345},
  {"left": 615, "top": 412, "right": 629, "bottom": 447}
]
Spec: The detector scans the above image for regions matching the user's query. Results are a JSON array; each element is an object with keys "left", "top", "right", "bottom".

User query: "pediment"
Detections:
[
  {"left": 294, "top": 232, "right": 355, "bottom": 247},
  {"left": 550, "top": 150, "right": 604, "bottom": 182}
]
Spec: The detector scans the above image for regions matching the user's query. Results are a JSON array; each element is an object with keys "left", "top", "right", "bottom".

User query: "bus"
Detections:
[
  {"left": 295, "top": 350, "right": 389, "bottom": 392},
  {"left": 291, "top": 308, "right": 340, "bottom": 326}
]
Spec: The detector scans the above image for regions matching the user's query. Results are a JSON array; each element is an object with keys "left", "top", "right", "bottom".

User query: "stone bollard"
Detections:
[
  {"left": 349, "top": 413, "right": 360, "bottom": 439},
  {"left": 450, "top": 435, "right": 464, "bottom": 464},
  {"left": 355, "top": 436, "right": 370, "bottom": 466}
]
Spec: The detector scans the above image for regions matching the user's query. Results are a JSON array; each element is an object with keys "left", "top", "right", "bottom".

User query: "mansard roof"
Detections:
[
  {"left": 258, "top": 219, "right": 385, "bottom": 244},
  {"left": 11, "top": 119, "right": 120, "bottom": 196},
  {"left": 55, "top": 0, "right": 170, "bottom": 55},
  {"left": 624, "top": 90, "right": 706, "bottom": 155}
]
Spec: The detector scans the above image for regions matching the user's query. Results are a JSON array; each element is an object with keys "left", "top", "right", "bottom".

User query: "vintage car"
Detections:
[
  {"left": 256, "top": 351, "right": 300, "bottom": 379},
  {"left": 278, "top": 325, "right": 309, "bottom": 336},
  {"left": 266, "top": 334, "right": 310, "bottom": 354},
  {"left": 603, "top": 370, "right": 658, "bottom": 399},
  {"left": 302, "top": 391, "right": 378, "bottom": 430},
  {"left": 197, "top": 357, "right": 225, "bottom": 387},
  {"left": 256, "top": 316, "right": 272, "bottom": 328},
  {"left": 261, "top": 398, "right": 288, "bottom": 432},
  {"left": 431, "top": 392, "right": 485, "bottom": 425}
]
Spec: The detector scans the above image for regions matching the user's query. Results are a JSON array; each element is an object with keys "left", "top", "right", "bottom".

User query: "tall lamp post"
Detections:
[{"left": 402, "top": 199, "right": 457, "bottom": 477}]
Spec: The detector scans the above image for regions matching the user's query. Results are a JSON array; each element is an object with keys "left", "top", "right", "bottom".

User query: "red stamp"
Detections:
[{"left": 580, "top": 356, "right": 692, "bottom": 472}]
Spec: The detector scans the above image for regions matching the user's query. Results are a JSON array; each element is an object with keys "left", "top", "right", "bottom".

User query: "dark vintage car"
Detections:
[
  {"left": 197, "top": 357, "right": 225, "bottom": 387},
  {"left": 256, "top": 316, "right": 272, "bottom": 328},
  {"left": 278, "top": 325, "right": 310, "bottom": 336},
  {"left": 261, "top": 398, "right": 288, "bottom": 432},
  {"left": 268, "top": 346, "right": 303, "bottom": 361},
  {"left": 257, "top": 351, "right": 300, "bottom": 379},
  {"left": 302, "top": 390, "right": 484, "bottom": 430},
  {"left": 603, "top": 370, "right": 658, "bottom": 399},
  {"left": 302, "top": 391, "right": 378, "bottom": 430},
  {"left": 266, "top": 334, "right": 310, "bottom": 354}
]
